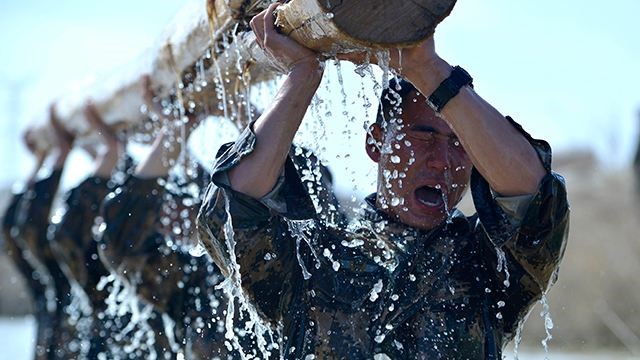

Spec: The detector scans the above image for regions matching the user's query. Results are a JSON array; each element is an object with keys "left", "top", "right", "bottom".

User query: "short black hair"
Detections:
[{"left": 375, "top": 78, "right": 418, "bottom": 130}]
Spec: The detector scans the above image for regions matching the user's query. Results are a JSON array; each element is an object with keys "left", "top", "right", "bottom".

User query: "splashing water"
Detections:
[
  {"left": 513, "top": 310, "right": 531, "bottom": 360},
  {"left": 374, "top": 49, "right": 392, "bottom": 91},
  {"left": 540, "top": 293, "right": 554, "bottom": 358},
  {"left": 322, "top": 248, "right": 341, "bottom": 271},
  {"left": 65, "top": 282, "right": 93, "bottom": 357},
  {"left": 212, "top": 192, "right": 277, "bottom": 359},
  {"left": 285, "top": 218, "right": 321, "bottom": 280},
  {"left": 161, "top": 313, "right": 181, "bottom": 355},
  {"left": 188, "top": 242, "right": 209, "bottom": 257},
  {"left": 495, "top": 246, "right": 511, "bottom": 287},
  {"left": 353, "top": 52, "right": 372, "bottom": 78},
  {"left": 369, "top": 279, "right": 384, "bottom": 302},
  {"left": 98, "top": 274, "right": 167, "bottom": 358}
]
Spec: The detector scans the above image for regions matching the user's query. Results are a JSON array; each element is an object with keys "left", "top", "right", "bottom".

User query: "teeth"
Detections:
[{"left": 417, "top": 197, "right": 440, "bottom": 207}]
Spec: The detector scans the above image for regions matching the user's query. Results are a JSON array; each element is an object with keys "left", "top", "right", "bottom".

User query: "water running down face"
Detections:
[{"left": 367, "top": 90, "right": 473, "bottom": 230}]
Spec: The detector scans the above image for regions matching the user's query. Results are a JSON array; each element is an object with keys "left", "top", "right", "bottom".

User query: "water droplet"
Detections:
[
  {"left": 332, "top": 261, "right": 340, "bottom": 271},
  {"left": 188, "top": 243, "right": 207, "bottom": 257},
  {"left": 390, "top": 197, "right": 402, "bottom": 207},
  {"left": 369, "top": 279, "right": 384, "bottom": 302}
]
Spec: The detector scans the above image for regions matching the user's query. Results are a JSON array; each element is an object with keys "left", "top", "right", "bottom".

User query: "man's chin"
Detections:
[{"left": 395, "top": 207, "right": 446, "bottom": 231}]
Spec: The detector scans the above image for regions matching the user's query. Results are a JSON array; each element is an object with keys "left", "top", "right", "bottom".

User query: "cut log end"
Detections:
[{"left": 323, "top": 0, "right": 457, "bottom": 46}]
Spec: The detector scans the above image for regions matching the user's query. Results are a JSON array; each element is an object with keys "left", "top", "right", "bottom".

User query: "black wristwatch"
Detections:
[{"left": 427, "top": 66, "right": 473, "bottom": 113}]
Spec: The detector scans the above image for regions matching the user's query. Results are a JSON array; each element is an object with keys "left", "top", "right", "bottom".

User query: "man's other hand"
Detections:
[{"left": 250, "top": 3, "right": 322, "bottom": 74}]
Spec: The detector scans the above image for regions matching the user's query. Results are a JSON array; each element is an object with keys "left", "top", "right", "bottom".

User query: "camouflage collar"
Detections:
[{"left": 361, "top": 193, "right": 469, "bottom": 253}]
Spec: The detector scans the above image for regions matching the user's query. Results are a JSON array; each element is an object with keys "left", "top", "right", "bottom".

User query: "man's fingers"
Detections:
[
  {"left": 48, "top": 103, "right": 64, "bottom": 129},
  {"left": 263, "top": 3, "right": 280, "bottom": 47},
  {"left": 142, "top": 74, "right": 151, "bottom": 89},
  {"left": 22, "top": 130, "right": 37, "bottom": 153},
  {"left": 83, "top": 105, "right": 119, "bottom": 145},
  {"left": 83, "top": 101, "right": 108, "bottom": 131},
  {"left": 142, "top": 75, "right": 154, "bottom": 101},
  {"left": 48, "top": 103, "right": 57, "bottom": 119},
  {"left": 250, "top": 11, "right": 266, "bottom": 48}
]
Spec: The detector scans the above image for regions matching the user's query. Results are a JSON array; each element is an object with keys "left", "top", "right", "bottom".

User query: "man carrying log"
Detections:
[
  {"left": 197, "top": 3, "right": 569, "bottom": 359},
  {"left": 2, "top": 105, "right": 76, "bottom": 360}
]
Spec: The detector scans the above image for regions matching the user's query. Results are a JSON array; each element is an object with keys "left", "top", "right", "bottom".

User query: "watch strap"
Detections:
[{"left": 427, "top": 66, "right": 473, "bottom": 113}]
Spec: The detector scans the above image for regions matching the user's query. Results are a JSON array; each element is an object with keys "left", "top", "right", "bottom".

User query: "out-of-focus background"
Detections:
[{"left": 1, "top": 0, "right": 639, "bottom": 359}]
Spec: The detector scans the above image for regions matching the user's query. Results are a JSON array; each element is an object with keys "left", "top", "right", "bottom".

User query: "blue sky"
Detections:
[{"left": 1, "top": 0, "right": 639, "bottom": 190}]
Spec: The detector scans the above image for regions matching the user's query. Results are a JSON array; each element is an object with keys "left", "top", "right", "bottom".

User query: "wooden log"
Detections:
[
  {"left": 276, "top": 0, "right": 457, "bottom": 53},
  {"left": 30, "top": 0, "right": 456, "bottom": 151},
  {"left": 30, "top": 0, "right": 214, "bottom": 150}
]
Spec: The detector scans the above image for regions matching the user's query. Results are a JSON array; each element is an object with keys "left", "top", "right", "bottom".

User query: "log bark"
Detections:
[{"left": 30, "top": 0, "right": 456, "bottom": 151}]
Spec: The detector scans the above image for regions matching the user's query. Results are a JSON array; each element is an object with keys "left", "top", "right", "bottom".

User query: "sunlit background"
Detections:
[{"left": 1, "top": 0, "right": 639, "bottom": 359}]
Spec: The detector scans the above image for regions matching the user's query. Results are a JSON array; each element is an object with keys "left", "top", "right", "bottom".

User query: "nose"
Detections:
[{"left": 425, "top": 138, "right": 451, "bottom": 171}]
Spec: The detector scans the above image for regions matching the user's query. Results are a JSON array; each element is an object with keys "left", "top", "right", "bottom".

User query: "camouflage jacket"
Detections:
[
  {"left": 1, "top": 169, "right": 76, "bottom": 359},
  {"left": 7, "top": 170, "right": 71, "bottom": 308},
  {"left": 197, "top": 123, "right": 570, "bottom": 359},
  {"left": 98, "top": 175, "right": 236, "bottom": 359},
  {"left": 50, "top": 176, "right": 112, "bottom": 310},
  {"left": 2, "top": 190, "right": 47, "bottom": 305}
]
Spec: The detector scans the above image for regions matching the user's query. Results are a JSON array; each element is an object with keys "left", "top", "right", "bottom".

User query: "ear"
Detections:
[{"left": 365, "top": 123, "right": 383, "bottom": 163}]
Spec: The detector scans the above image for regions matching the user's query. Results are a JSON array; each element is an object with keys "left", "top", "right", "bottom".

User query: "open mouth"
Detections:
[{"left": 414, "top": 185, "right": 444, "bottom": 208}]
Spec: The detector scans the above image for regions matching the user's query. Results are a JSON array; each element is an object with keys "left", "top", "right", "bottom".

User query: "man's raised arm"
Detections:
[
  {"left": 227, "top": 3, "right": 324, "bottom": 199},
  {"left": 399, "top": 39, "right": 547, "bottom": 196}
]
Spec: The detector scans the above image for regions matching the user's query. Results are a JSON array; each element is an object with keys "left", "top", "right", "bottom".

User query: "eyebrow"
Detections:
[
  {"left": 407, "top": 125, "right": 459, "bottom": 140},
  {"left": 408, "top": 125, "right": 438, "bottom": 133}
]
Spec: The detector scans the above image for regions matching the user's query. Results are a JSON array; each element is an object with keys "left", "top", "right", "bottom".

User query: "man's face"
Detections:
[{"left": 368, "top": 91, "right": 472, "bottom": 230}]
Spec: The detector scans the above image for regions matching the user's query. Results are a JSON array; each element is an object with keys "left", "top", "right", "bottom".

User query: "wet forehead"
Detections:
[{"left": 400, "top": 91, "right": 454, "bottom": 136}]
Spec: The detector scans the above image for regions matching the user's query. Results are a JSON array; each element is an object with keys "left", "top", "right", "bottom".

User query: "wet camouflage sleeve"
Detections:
[
  {"left": 2, "top": 192, "right": 29, "bottom": 276},
  {"left": 10, "top": 170, "right": 79, "bottom": 359},
  {"left": 51, "top": 176, "right": 110, "bottom": 289},
  {"left": 99, "top": 176, "right": 175, "bottom": 301},
  {"left": 98, "top": 174, "right": 241, "bottom": 359},
  {"left": 197, "top": 126, "right": 339, "bottom": 324},
  {"left": 99, "top": 176, "right": 203, "bottom": 313},
  {"left": 99, "top": 175, "right": 165, "bottom": 266},
  {"left": 470, "top": 116, "right": 570, "bottom": 345},
  {"left": 17, "top": 170, "right": 63, "bottom": 261},
  {"left": 2, "top": 190, "right": 52, "bottom": 302},
  {"left": 16, "top": 170, "right": 71, "bottom": 303}
]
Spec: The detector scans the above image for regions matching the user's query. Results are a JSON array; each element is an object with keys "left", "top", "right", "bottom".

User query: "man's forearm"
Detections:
[
  {"left": 407, "top": 58, "right": 546, "bottom": 196},
  {"left": 136, "top": 132, "right": 179, "bottom": 179},
  {"left": 228, "top": 62, "right": 323, "bottom": 198}
]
